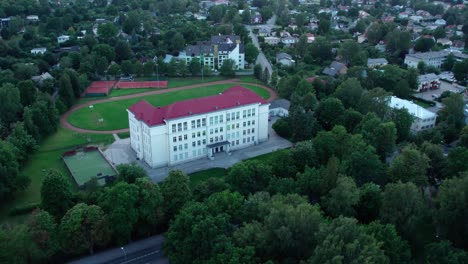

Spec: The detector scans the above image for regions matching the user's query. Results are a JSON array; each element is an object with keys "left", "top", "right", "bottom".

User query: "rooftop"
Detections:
[
  {"left": 389, "top": 96, "right": 436, "bottom": 119},
  {"left": 418, "top": 73, "right": 439, "bottom": 83},
  {"left": 128, "top": 86, "right": 268, "bottom": 126}
]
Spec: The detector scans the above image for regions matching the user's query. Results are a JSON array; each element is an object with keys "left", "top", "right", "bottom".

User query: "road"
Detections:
[
  {"left": 69, "top": 235, "right": 168, "bottom": 264},
  {"left": 246, "top": 16, "right": 276, "bottom": 82}
]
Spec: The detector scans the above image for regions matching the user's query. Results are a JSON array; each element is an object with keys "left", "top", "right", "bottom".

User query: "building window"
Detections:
[
  {"left": 179, "top": 154, "right": 183, "bottom": 160},
  {"left": 252, "top": 136, "right": 255, "bottom": 141},
  {"left": 227, "top": 113, "right": 231, "bottom": 121},
  {"left": 248, "top": 109, "right": 251, "bottom": 117},
  {"left": 236, "top": 123, "right": 240, "bottom": 128},
  {"left": 220, "top": 135, "right": 223, "bottom": 140},
  {"left": 192, "top": 150, "right": 196, "bottom": 156},
  {"left": 202, "top": 139, "right": 206, "bottom": 144},
  {"left": 202, "top": 118, "right": 206, "bottom": 126},
  {"left": 210, "top": 138, "right": 213, "bottom": 143},
  {"left": 243, "top": 122, "right": 246, "bottom": 127},
  {"left": 231, "top": 113, "right": 235, "bottom": 120},
  {"left": 179, "top": 145, "right": 182, "bottom": 151},
  {"left": 197, "top": 119, "right": 201, "bottom": 128},
  {"left": 215, "top": 128, "right": 218, "bottom": 133},
  {"left": 220, "top": 127, "right": 223, "bottom": 132},
  {"left": 252, "top": 109, "right": 256, "bottom": 116},
  {"left": 192, "top": 142, "right": 196, "bottom": 147},
  {"left": 210, "top": 117, "right": 213, "bottom": 125},
  {"left": 173, "top": 137, "right": 177, "bottom": 142},
  {"left": 197, "top": 140, "right": 201, "bottom": 146},
  {"left": 183, "top": 122, "right": 188, "bottom": 131},
  {"left": 252, "top": 128, "right": 255, "bottom": 133},
  {"left": 178, "top": 123, "right": 182, "bottom": 132},
  {"left": 215, "top": 136, "right": 218, "bottom": 142},
  {"left": 192, "top": 133, "right": 196, "bottom": 138},
  {"left": 210, "top": 129, "right": 213, "bottom": 135},
  {"left": 236, "top": 140, "right": 239, "bottom": 145},
  {"left": 184, "top": 134, "right": 188, "bottom": 140},
  {"left": 215, "top": 116, "right": 218, "bottom": 124},
  {"left": 178, "top": 135, "right": 182, "bottom": 141},
  {"left": 227, "top": 125, "right": 230, "bottom": 131},
  {"left": 191, "top": 120, "right": 195, "bottom": 129},
  {"left": 174, "top": 154, "right": 178, "bottom": 161},
  {"left": 227, "top": 134, "right": 231, "bottom": 139},
  {"left": 252, "top": 120, "right": 255, "bottom": 125},
  {"left": 197, "top": 132, "right": 201, "bottom": 137},
  {"left": 243, "top": 138, "right": 246, "bottom": 143},
  {"left": 172, "top": 125, "right": 176, "bottom": 133},
  {"left": 243, "top": 110, "right": 246, "bottom": 118},
  {"left": 184, "top": 143, "right": 188, "bottom": 149},
  {"left": 236, "top": 112, "right": 240, "bottom": 119},
  {"left": 243, "top": 130, "right": 246, "bottom": 135},
  {"left": 247, "top": 137, "right": 250, "bottom": 142},
  {"left": 173, "top": 146, "right": 177, "bottom": 152},
  {"left": 202, "top": 131, "right": 206, "bottom": 136},
  {"left": 231, "top": 124, "right": 235, "bottom": 130},
  {"left": 220, "top": 115, "right": 223, "bottom": 123},
  {"left": 185, "top": 152, "right": 188, "bottom": 159}
]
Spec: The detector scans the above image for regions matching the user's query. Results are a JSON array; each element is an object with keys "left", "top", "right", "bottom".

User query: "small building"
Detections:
[
  {"left": 251, "top": 12, "right": 263, "bottom": 24},
  {"left": 269, "top": 99, "right": 290, "bottom": 117},
  {"left": 322, "top": 61, "right": 347, "bottom": 77},
  {"left": 306, "top": 33, "right": 315, "bottom": 43},
  {"left": 57, "top": 35, "right": 70, "bottom": 44},
  {"left": 26, "top": 15, "right": 39, "bottom": 22},
  {"left": 434, "top": 19, "right": 446, "bottom": 26},
  {"left": 31, "top": 47, "right": 47, "bottom": 55},
  {"left": 389, "top": 96, "right": 436, "bottom": 132},
  {"left": 367, "top": 58, "right": 388, "bottom": 68},
  {"left": 281, "top": 36, "right": 297, "bottom": 45},
  {"left": 258, "top": 27, "right": 271, "bottom": 37},
  {"left": 31, "top": 72, "right": 54, "bottom": 84},
  {"left": 276, "top": 53, "right": 295, "bottom": 67},
  {"left": 417, "top": 73, "right": 440, "bottom": 92},
  {"left": 437, "top": 38, "right": 452, "bottom": 46},
  {"left": 264, "top": 36, "right": 280, "bottom": 45}
]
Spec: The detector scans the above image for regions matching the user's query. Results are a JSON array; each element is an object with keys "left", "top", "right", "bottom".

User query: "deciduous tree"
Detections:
[{"left": 40, "top": 169, "right": 73, "bottom": 218}]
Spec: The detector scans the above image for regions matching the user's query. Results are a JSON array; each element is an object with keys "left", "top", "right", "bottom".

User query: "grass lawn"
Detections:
[
  {"left": 109, "top": 88, "right": 157, "bottom": 97},
  {"left": 118, "top": 131, "right": 130, "bottom": 139},
  {"left": 412, "top": 100, "right": 432, "bottom": 108},
  {"left": 0, "top": 127, "right": 114, "bottom": 221},
  {"left": 188, "top": 168, "right": 227, "bottom": 187},
  {"left": 68, "top": 83, "right": 271, "bottom": 131}
]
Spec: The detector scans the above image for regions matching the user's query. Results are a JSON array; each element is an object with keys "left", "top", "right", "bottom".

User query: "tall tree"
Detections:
[
  {"left": 244, "top": 43, "right": 259, "bottom": 64},
  {"left": 388, "top": 146, "right": 430, "bottom": 186},
  {"left": 322, "top": 176, "right": 359, "bottom": 217},
  {"left": 0, "top": 83, "right": 22, "bottom": 129},
  {"left": 58, "top": 73, "right": 75, "bottom": 108},
  {"left": 17, "top": 80, "right": 37, "bottom": 107},
  {"left": 219, "top": 59, "right": 236, "bottom": 77},
  {"left": 0, "top": 140, "right": 28, "bottom": 201},
  {"left": 160, "top": 170, "right": 192, "bottom": 221},
  {"left": 333, "top": 78, "right": 364, "bottom": 109},
  {"left": 116, "top": 163, "right": 147, "bottom": 183},
  {"left": 27, "top": 210, "right": 58, "bottom": 260},
  {"left": 135, "top": 178, "right": 163, "bottom": 235},
  {"left": 355, "top": 183, "right": 382, "bottom": 224},
  {"left": 226, "top": 160, "right": 272, "bottom": 196},
  {"left": 365, "top": 221, "right": 411, "bottom": 264},
  {"left": 316, "top": 97, "right": 345, "bottom": 130},
  {"left": 59, "top": 203, "right": 110, "bottom": 254},
  {"left": 390, "top": 108, "right": 413, "bottom": 142},
  {"left": 98, "top": 182, "right": 139, "bottom": 245},
  {"left": 7, "top": 122, "right": 37, "bottom": 164},
  {"left": 40, "top": 169, "right": 73, "bottom": 218},
  {"left": 425, "top": 240, "right": 468, "bottom": 263}
]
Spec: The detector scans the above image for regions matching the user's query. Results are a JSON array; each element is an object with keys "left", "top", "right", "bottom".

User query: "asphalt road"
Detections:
[
  {"left": 246, "top": 16, "right": 275, "bottom": 81},
  {"left": 69, "top": 235, "right": 168, "bottom": 264}
]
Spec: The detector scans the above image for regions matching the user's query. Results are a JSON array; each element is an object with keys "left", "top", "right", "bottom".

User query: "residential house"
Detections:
[
  {"left": 367, "top": 58, "right": 388, "bottom": 68},
  {"left": 251, "top": 12, "right": 263, "bottom": 24},
  {"left": 127, "top": 86, "right": 270, "bottom": 168},
  {"left": 322, "top": 61, "right": 347, "bottom": 77},
  {"left": 434, "top": 19, "right": 446, "bottom": 27},
  {"left": 404, "top": 51, "right": 468, "bottom": 68},
  {"left": 31, "top": 72, "right": 54, "bottom": 85},
  {"left": 389, "top": 96, "right": 436, "bottom": 132},
  {"left": 269, "top": 99, "right": 290, "bottom": 117},
  {"left": 276, "top": 53, "right": 295, "bottom": 67},
  {"left": 0, "top": 17, "right": 10, "bottom": 28},
  {"left": 26, "top": 15, "right": 39, "bottom": 22},
  {"left": 306, "top": 33, "right": 315, "bottom": 43},
  {"left": 258, "top": 27, "right": 271, "bottom": 37},
  {"left": 417, "top": 73, "right": 440, "bottom": 92},
  {"left": 31, "top": 47, "right": 47, "bottom": 55},
  {"left": 264, "top": 36, "right": 280, "bottom": 45},
  {"left": 437, "top": 38, "right": 452, "bottom": 46},
  {"left": 281, "top": 36, "right": 297, "bottom": 46},
  {"left": 57, "top": 35, "right": 70, "bottom": 44}
]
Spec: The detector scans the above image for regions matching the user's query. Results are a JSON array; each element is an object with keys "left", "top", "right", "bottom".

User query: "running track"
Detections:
[{"left": 60, "top": 79, "right": 278, "bottom": 134}]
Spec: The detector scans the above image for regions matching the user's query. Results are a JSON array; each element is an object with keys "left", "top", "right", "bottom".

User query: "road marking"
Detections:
[{"left": 119, "top": 250, "right": 161, "bottom": 264}]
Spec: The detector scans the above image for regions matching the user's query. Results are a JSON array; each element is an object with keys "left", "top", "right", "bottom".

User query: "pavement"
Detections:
[
  {"left": 413, "top": 80, "right": 466, "bottom": 113},
  {"left": 69, "top": 235, "right": 168, "bottom": 264},
  {"left": 246, "top": 16, "right": 275, "bottom": 81},
  {"left": 103, "top": 117, "right": 293, "bottom": 183}
]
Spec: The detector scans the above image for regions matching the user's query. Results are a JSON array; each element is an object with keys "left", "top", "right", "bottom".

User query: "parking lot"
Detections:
[{"left": 414, "top": 80, "right": 465, "bottom": 102}]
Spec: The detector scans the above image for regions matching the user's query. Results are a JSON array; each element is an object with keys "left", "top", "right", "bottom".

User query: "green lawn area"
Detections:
[
  {"left": 68, "top": 83, "right": 271, "bottom": 131},
  {"left": 0, "top": 127, "right": 114, "bottom": 221},
  {"left": 118, "top": 131, "right": 130, "bottom": 139},
  {"left": 188, "top": 168, "right": 227, "bottom": 187},
  {"left": 412, "top": 100, "right": 432, "bottom": 108},
  {"left": 109, "top": 88, "right": 156, "bottom": 97}
]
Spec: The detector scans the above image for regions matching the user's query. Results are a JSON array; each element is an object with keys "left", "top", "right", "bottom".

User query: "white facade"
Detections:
[
  {"left": 404, "top": 51, "right": 468, "bottom": 69},
  {"left": 389, "top": 96, "right": 437, "bottom": 132},
  {"left": 265, "top": 37, "right": 280, "bottom": 45},
  {"left": 128, "top": 89, "right": 269, "bottom": 168},
  {"left": 31, "top": 47, "right": 47, "bottom": 55},
  {"left": 57, "top": 35, "right": 70, "bottom": 44}
]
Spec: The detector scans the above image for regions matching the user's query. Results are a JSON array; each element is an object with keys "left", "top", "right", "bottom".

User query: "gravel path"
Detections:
[{"left": 60, "top": 79, "right": 277, "bottom": 134}]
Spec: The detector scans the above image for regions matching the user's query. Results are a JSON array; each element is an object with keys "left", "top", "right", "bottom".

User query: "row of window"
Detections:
[
  {"left": 231, "top": 136, "right": 255, "bottom": 146},
  {"left": 210, "top": 135, "right": 224, "bottom": 143},
  {"left": 209, "top": 115, "right": 224, "bottom": 125},
  {"left": 174, "top": 149, "right": 207, "bottom": 162},
  {"left": 226, "top": 108, "right": 256, "bottom": 122},
  {"left": 210, "top": 126, "right": 224, "bottom": 134},
  {"left": 171, "top": 118, "right": 207, "bottom": 133},
  {"left": 173, "top": 130, "right": 208, "bottom": 143}
]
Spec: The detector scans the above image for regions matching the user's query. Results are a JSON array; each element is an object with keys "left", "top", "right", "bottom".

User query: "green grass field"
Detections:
[
  {"left": 0, "top": 128, "right": 114, "bottom": 221},
  {"left": 68, "top": 83, "right": 271, "bottom": 131},
  {"left": 64, "top": 150, "right": 117, "bottom": 187},
  {"left": 188, "top": 168, "right": 227, "bottom": 187},
  {"left": 109, "top": 88, "right": 157, "bottom": 97}
]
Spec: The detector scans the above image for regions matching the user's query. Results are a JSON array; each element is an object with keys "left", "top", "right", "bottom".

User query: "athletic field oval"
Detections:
[{"left": 67, "top": 83, "right": 273, "bottom": 131}]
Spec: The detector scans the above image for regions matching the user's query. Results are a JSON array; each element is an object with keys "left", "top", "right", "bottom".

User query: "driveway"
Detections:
[{"left": 103, "top": 117, "right": 293, "bottom": 183}]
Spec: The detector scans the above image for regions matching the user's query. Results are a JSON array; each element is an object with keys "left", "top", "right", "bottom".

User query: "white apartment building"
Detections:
[
  {"left": 31, "top": 47, "right": 47, "bottom": 55},
  {"left": 404, "top": 51, "right": 468, "bottom": 68},
  {"left": 127, "top": 86, "right": 269, "bottom": 168},
  {"left": 57, "top": 35, "right": 70, "bottom": 44},
  {"left": 389, "top": 96, "right": 437, "bottom": 132}
]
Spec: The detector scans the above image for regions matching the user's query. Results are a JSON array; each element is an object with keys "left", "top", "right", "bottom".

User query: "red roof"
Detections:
[
  {"left": 128, "top": 86, "right": 267, "bottom": 126},
  {"left": 83, "top": 81, "right": 116, "bottom": 95}
]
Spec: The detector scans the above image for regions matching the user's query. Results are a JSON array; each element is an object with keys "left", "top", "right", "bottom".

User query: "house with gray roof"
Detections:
[
  {"left": 367, "top": 58, "right": 388, "bottom": 68},
  {"left": 276, "top": 53, "right": 295, "bottom": 67},
  {"left": 322, "top": 61, "right": 347, "bottom": 77},
  {"left": 269, "top": 99, "right": 291, "bottom": 117}
]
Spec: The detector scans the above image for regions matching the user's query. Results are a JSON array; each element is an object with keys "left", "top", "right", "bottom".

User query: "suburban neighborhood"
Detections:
[{"left": 0, "top": 0, "right": 467, "bottom": 263}]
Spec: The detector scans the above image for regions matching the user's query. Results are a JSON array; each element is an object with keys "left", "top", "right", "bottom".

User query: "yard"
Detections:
[
  {"left": 0, "top": 128, "right": 114, "bottom": 221},
  {"left": 67, "top": 83, "right": 272, "bottom": 131}
]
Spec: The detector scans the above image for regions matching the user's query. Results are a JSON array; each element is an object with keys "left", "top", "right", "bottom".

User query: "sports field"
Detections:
[{"left": 63, "top": 149, "right": 117, "bottom": 187}]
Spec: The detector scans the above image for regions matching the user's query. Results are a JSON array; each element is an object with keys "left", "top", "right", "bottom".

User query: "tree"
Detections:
[
  {"left": 122, "top": 11, "right": 141, "bottom": 34},
  {"left": 93, "top": 44, "right": 116, "bottom": 62},
  {"left": 59, "top": 203, "right": 110, "bottom": 254},
  {"left": 295, "top": 35, "right": 308, "bottom": 58},
  {"left": 161, "top": 170, "right": 192, "bottom": 221},
  {"left": 358, "top": 115, "right": 397, "bottom": 161},
  {"left": 188, "top": 57, "right": 202, "bottom": 76},
  {"left": 333, "top": 78, "right": 364, "bottom": 109},
  {"left": 97, "top": 23, "right": 118, "bottom": 41},
  {"left": 219, "top": 59, "right": 236, "bottom": 77},
  {"left": 107, "top": 63, "right": 121, "bottom": 78},
  {"left": 0, "top": 224, "right": 40, "bottom": 263},
  {"left": 114, "top": 40, "right": 132, "bottom": 62},
  {"left": 390, "top": 108, "right": 413, "bottom": 142},
  {"left": 134, "top": 178, "right": 163, "bottom": 235},
  {"left": 414, "top": 37, "right": 435, "bottom": 52},
  {"left": 388, "top": 146, "right": 430, "bottom": 186},
  {"left": 436, "top": 175, "right": 468, "bottom": 249},
  {"left": 316, "top": 97, "right": 345, "bottom": 130},
  {"left": 307, "top": 217, "right": 387, "bottom": 264},
  {"left": 379, "top": 182, "right": 426, "bottom": 242},
  {"left": 193, "top": 177, "right": 229, "bottom": 202},
  {"left": 338, "top": 40, "right": 367, "bottom": 66},
  {"left": 355, "top": 183, "right": 382, "bottom": 224},
  {"left": 386, "top": 29, "right": 411, "bottom": 54},
  {"left": 40, "top": 169, "right": 73, "bottom": 218},
  {"left": 425, "top": 240, "right": 468, "bottom": 263},
  {"left": 244, "top": 43, "right": 259, "bottom": 64},
  {"left": 365, "top": 221, "right": 411, "bottom": 264},
  {"left": 17, "top": 80, "right": 37, "bottom": 107},
  {"left": 0, "top": 140, "right": 28, "bottom": 201},
  {"left": 7, "top": 122, "right": 37, "bottom": 164},
  {"left": 420, "top": 142, "right": 447, "bottom": 180},
  {"left": 452, "top": 59, "right": 468, "bottom": 83},
  {"left": 226, "top": 160, "right": 272, "bottom": 196},
  {"left": 117, "top": 163, "right": 147, "bottom": 183},
  {"left": 322, "top": 176, "right": 359, "bottom": 217},
  {"left": 98, "top": 182, "right": 139, "bottom": 244},
  {"left": 0, "top": 83, "right": 22, "bottom": 128},
  {"left": 308, "top": 37, "right": 332, "bottom": 63},
  {"left": 58, "top": 73, "right": 75, "bottom": 108},
  {"left": 438, "top": 93, "right": 465, "bottom": 140},
  {"left": 27, "top": 210, "right": 58, "bottom": 260}
]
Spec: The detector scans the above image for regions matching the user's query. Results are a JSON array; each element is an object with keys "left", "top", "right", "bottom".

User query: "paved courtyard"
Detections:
[
  {"left": 103, "top": 117, "right": 293, "bottom": 182},
  {"left": 413, "top": 80, "right": 466, "bottom": 113}
]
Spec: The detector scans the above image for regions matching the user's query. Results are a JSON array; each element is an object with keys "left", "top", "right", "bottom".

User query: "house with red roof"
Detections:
[{"left": 127, "top": 86, "right": 270, "bottom": 168}]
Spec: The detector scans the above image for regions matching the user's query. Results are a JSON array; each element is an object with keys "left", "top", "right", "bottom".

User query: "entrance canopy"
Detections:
[{"left": 206, "top": 141, "right": 230, "bottom": 148}]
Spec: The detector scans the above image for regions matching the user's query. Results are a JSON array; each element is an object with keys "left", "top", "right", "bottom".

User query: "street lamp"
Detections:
[{"left": 121, "top": 247, "right": 127, "bottom": 262}]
